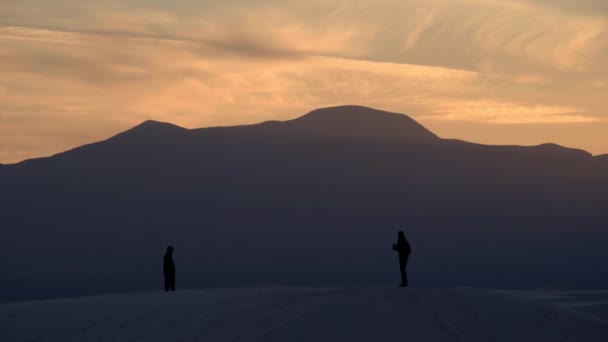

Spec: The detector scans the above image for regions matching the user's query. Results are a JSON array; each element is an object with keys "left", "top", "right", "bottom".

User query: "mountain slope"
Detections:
[{"left": 0, "top": 105, "right": 607, "bottom": 301}]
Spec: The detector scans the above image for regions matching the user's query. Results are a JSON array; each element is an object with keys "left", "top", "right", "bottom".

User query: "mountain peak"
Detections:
[
  {"left": 284, "top": 105, "right": 438, "bottom": 141},
  {"left": 530, "top": 143, "right": 591, "bottom": 159},
  {"left": 110, "top": 120, "right": 187, "bottom": 142},
  {"left": 134, "top": 120, "right": 185, "bottom": 131}
]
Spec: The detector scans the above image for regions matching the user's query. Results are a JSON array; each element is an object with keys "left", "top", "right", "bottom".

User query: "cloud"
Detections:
[
  {"left": 511, "top": 0, "right": 608, "bottom": 15},
  {"left": 423, "top": 100, "right": 598, "bottom": 124},
  {"left": 2, "top": 1, "right": 607, "bottom": 73}
]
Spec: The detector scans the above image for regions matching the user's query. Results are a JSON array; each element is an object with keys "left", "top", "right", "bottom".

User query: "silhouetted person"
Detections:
[
  {"left": 163, "top": 246, "right": 176, "bottom": 291},
  {"left": 392, "top": 231, "right": 411, "bottom": 287}
]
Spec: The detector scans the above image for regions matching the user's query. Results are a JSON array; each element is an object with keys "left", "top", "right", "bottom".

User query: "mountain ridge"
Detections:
[{"left": 2, "top": 105, "right": 601, "bottom": 166}]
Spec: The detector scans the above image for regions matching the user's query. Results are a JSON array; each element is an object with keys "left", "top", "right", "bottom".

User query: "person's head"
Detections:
[
  {"left": 398, "top": 230, "right": 406, "bottom": 241},
  {"left": 166, "top": 246, "right": 174, "bottom": 254}
]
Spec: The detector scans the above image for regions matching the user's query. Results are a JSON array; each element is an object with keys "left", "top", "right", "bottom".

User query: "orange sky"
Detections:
[{"left": 1, "top": 0, "right": 607, "bottom": 163}]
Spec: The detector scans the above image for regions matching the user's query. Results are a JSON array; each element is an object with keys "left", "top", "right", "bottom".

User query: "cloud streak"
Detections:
[
  {"left": 424, "top": 101, "right": 596, "bottom": 124},
  {"left": 512, "top": 0, "right": 608, "bottom": 15}
]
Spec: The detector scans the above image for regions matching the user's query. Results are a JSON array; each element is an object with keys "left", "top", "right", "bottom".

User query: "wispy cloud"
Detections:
[
  {"left": 424, "top": 100, "right": 599, "bottom": 124},
  {"left": 510, "top": 0, "right": 608, "bottom": 15}
]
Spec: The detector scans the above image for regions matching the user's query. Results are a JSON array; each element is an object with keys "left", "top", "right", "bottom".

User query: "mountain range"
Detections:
[{"left": 1, "top": 105, "right": 607, "bottom": 301}]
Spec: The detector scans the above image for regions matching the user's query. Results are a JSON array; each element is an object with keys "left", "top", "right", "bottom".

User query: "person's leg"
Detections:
[
  {"left": 402, "top": 256, "right": 409, "bottom": 287},
  {"left": 399, "top": 257, "right": 406, "bottom": 286},
  {"left": 164, "top": 276, "right": 169, "bottom": 292},
  {"left": 399, "top": 255, "right": 409, "bottom": 287},
  {"left": 170, "top": 275, "right": 176, "bottom": 291}
]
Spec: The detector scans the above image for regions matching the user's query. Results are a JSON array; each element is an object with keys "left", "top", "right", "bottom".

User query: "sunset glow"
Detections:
[{"left": 1, "top": 0, "right": 607, "bottom": 163}]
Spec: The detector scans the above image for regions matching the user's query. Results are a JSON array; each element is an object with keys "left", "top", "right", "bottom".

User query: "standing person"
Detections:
[
  {"left": 163, "top": 246, "right": 176, "bottom": 291},
  {"left": 392, "top": 231, "right": 411, "bottom": 287}
]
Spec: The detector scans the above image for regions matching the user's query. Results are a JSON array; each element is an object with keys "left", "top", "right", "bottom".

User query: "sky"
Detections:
[{"left": 1, "top": 0, "right": 607, "bottom": 163}]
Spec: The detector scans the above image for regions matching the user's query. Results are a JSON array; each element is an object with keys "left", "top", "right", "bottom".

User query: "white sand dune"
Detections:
[
  {"left": 2, "top": 287, "right": 608, "bottom": 342},
  {"left": 502, "top": 289, "right": 608, "bottom": 323}
]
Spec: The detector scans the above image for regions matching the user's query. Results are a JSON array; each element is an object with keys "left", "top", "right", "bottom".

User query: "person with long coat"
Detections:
[
  {"left": 392, "top": 231, "right": 411, "bottom": 287},
  {"left": 163, "top": 246, "right": 176, "bottom": 291}
]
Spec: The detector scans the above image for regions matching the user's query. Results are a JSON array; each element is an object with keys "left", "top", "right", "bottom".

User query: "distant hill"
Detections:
[{"left": 1, "top": 105, "right": 607, "bottom": 301}]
